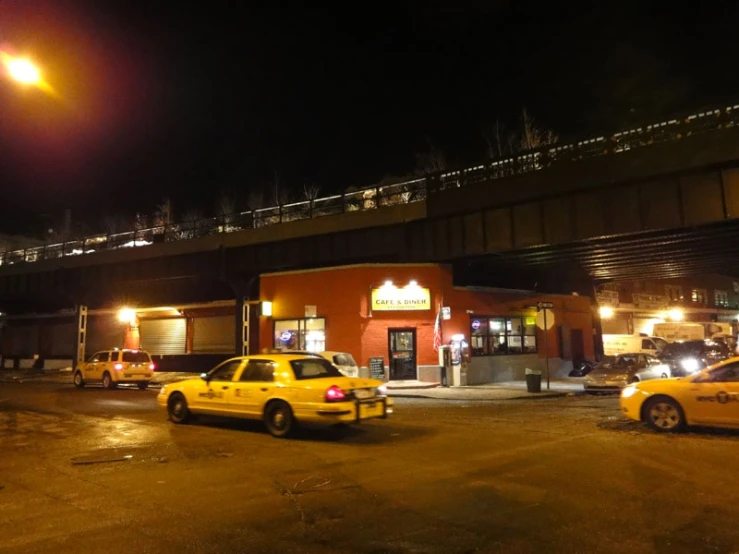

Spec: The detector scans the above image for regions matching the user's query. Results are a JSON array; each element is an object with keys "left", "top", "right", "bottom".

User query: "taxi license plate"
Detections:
[{"left": 354, "top": 388, "right": 375, "bottom": 400}]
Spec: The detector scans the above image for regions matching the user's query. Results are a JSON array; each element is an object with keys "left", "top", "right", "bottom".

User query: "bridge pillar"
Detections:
[{"left": 75, "top": 305, "right": 88, "bottom": 371}]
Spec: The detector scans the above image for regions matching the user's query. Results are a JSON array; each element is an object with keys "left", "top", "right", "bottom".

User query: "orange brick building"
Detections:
[{"left": 259, "top": 264, "right": 595, "bottom": 383}]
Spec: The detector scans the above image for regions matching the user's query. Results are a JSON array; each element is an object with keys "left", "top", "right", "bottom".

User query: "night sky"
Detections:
[{"left": 2, "top": 1, "right": 739, "bottom": 237}]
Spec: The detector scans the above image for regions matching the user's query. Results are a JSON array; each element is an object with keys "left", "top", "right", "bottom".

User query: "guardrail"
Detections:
[{"left": 2, "top": 102, "right": 739, "bottom": 268}]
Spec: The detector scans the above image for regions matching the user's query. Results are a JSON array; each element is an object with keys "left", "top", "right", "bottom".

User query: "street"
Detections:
[{"left": 1, "top": 383, "right": 739, "bottom": 554}]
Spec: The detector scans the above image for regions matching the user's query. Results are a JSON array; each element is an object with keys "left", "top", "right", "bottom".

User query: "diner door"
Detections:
[{"left": 389, "top": 328, "right": 417, "bottom": 380}]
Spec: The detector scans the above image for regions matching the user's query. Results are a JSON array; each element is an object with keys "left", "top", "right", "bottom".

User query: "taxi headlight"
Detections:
[
  {"left": 159, "top": 385, "right": 167, "bottom": 396},
  {"left": 681, "top": 358, "right": 700, "bottom": 373},
  {"left": 621, "top": 385, "right": 638, "bottom": 398}
]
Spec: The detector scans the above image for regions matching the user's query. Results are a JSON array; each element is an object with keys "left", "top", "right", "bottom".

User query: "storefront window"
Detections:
[
  {"left": 469, "top": 315, "right": 537, "bottom": 356},
  {"left": 273, "top": 318, "right": 325, "bottom": 351}
]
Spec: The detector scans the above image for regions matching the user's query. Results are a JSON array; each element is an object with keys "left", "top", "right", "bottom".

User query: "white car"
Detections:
[
  {"left": 74, "top": 348, "right": 155, "bottom": 390},
  {"left": 280, "top": 350, "right": 360, "bottom": 377}
]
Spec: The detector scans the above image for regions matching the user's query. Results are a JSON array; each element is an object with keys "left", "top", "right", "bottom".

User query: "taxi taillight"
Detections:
[
  {"left": 149, "top": 363, "right": 156, "bottom": 371},
  {"left": 325, "top": 385, "right": 346, "bottom": 402}
]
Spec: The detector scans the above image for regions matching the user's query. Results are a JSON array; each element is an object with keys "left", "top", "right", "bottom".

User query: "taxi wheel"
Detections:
[
  {"left": 137, "top": 382, "right": 149, "bottom": 390},
  {"left": 167, "top": 393, "right": 191, "bottom": 424},
  {"left": 644, "top": 397, "right": 685, "bottom": 433},
  {"left": 102, "top": 372, "right": 117, "bottom": 390},
  {"left": 73, "top": 371, "right": 85, "bottom": 388},
  {"left": 264, "top": 401, "right": 293, "bottom": 438}
]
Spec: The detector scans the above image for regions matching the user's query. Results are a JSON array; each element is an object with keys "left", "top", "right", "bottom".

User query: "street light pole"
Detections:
[{"left": 537, "top": 301, "right": 554, "bottom": 390}]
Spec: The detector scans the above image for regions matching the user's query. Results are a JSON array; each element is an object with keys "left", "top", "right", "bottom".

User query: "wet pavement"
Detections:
[{"left": 1, "top": 383, "right": 739, "bottom": 553}]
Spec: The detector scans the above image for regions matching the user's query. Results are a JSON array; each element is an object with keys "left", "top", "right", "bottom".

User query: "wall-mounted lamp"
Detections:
[
  {"left": 599, "top": 306, "right": 614, "bottom": 319},
  {"left": 261, "top": 301, "right": 273, "bottom": 317}
]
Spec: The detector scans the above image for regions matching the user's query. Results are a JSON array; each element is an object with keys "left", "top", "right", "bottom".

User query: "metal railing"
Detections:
[{"left": 2, "top": 102, "right": 739, "bottom": 268}]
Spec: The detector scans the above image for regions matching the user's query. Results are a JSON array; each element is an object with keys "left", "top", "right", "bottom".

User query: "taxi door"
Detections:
[
  {"left": 190, "top": 359, "right": 244, "bottom": 415},
  {"left": 231, "top": 359, "right": 276, "bottom": 416},
  {"left": 685, "top": 362, "right": 739, "bottom": 426},
  {"left": 83, "top": 351, "right": 108, "bottom": 383}
]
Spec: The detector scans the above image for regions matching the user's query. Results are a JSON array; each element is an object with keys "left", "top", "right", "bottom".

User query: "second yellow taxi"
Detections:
[
  {"left": 157, "top": 354, "right": 393, "bottom": 437},
  {"left": 620, "top": 357, "right": 739, "bottom": 432}
]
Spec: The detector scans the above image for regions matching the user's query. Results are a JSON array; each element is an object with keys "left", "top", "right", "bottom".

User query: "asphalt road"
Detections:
[{"left": 1, "top": 383, "right": 739, "bottom": 554}]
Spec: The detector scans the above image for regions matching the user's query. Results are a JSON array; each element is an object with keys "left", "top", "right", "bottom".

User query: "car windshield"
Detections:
[
  {"left": 122, "top": 351, "right": 150, "bottom": 363},
  {"left": 661, "top": 342, "right": 703, "bottom": 357},
  {"left": 333, "top": 353, "right": 357, "bottom": 367},
  {"left": 290, "top": 358, "right": 343, "bottom": 380},
  {"left": 597, "top": 355, "right": 636, "bottom": 369}
]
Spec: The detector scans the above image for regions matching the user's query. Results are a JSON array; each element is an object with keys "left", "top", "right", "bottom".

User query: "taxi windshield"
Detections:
[{"left": 290, "top": 358, "right": 343, "bottom": 380}]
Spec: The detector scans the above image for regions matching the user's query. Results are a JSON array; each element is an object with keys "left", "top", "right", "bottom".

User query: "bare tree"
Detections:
[
  {"left": 414, "top": 138, "right": 447, "bottom": 175},
  {"left": 483, "top": 119, "right": 510, "bottom": 159},
  {"left": 519, "top": 107, "right": 558, "bottom": 151},
  {"left": 269, "top": 169, "right": 291, "bottom": 205},
  {"left": 154, "top": 197, "right": 174, "bottom": 228},
  {"left": 302, "top": 183, "right": 321, "bottom": 202},
  {"left": 216, "top": 191, "right": 237, "bottom": 219},
  {"left": 178, "top": 209, "right": 203, "bottom": 239},
  {"left": 100, "top": 214, "right": 120, "bottom": 236},
  {"left": 246, "top": 185, "right": 265, "bottom": 211}
]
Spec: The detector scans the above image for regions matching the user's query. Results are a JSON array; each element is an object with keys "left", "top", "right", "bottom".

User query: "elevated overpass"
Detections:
[{"left": 3, "top": 102, "right": 739, "bottom": 314}]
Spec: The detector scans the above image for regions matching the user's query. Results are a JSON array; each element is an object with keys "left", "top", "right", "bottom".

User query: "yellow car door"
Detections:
[
  {"left": 84, "top": 351, "right": 107, "bottom": 383},
  {"left": 191, "top": 359, "right": 244, "bottom": 414},
  {"left": 685, "top": 362, "right": 739, "bottom": 426},
  {"left": 231, "top": 359, "right": 276, "bottom": 416}
]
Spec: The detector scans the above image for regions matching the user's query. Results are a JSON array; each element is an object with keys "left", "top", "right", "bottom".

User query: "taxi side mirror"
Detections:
[{"left": 200, "top": 373, "right": 209, "bottom": 382}]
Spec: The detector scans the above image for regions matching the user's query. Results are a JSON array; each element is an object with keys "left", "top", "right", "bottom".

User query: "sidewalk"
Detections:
[
  {"left": 386, "top": 378, "right": 586, "bottom": 401},
  {"left": 0, "top": 370, "right": 588, "bottom": 400}
]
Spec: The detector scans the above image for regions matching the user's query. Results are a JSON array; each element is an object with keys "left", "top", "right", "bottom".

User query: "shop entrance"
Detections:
[{"left": 388, "top": 328, "right": 417, "bottom": 380}]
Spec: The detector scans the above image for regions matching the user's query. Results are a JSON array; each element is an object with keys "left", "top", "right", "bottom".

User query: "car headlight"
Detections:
[
  {"left": 681, "top": 358, "right": 700, "bottom": 372},
  {"left": 159, "top": 385, "right": 167, "bottom": 395},
  {"left": 621, "top": 385, "right": 638, "bottom": 398}
]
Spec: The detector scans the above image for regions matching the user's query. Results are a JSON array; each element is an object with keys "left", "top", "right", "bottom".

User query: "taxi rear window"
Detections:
[
  {"left": 122, "top": 351, "right": 151, "bottom": 363},
  {"left": 290, "top": 358, "right": 342, "bottom": 380}
]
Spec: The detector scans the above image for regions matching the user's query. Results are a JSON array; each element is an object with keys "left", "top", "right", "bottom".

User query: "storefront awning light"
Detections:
[
  {"left": 408, "top": 280, "right": 418, "bottom": 287},
  {"left": 383, "top": 280, "right": 394, "bottom": 288}
]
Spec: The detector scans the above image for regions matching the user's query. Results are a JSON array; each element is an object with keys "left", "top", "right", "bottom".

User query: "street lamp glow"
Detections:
[
  {"left": 668, "top": 308, "right": 684, "bottom": 322},
  {"left": 6, "top": 57, "right": 41, "bottom": 85},
  {"left": 599, "top": 306, "right": 614, "bottom": 319}
]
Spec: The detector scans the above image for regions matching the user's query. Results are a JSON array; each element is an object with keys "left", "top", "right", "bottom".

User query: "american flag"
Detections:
[{"left": 433, "top": 306, "right": 442, "bottom": 352}]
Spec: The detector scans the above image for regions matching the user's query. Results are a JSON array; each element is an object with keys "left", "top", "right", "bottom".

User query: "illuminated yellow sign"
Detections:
[{"left": 371, "top": 285, "right": 431, "bottom": 311}]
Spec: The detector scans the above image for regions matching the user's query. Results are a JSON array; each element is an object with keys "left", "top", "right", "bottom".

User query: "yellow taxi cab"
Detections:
[
  {"left": 157, "top": 354, "right": 393, "bottom": 437},
  {"left": 620, "top": 357, "right": 739, "bottom": 432}
]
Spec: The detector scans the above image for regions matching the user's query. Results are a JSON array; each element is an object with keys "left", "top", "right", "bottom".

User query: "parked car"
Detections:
[
  {"left": 278, "top": 349, "right": 360, "bottom": 377},
  {"left": 621, "top": 357, "right": 739, "bottom": 432},
  {"left": 74, "top": 348, "right": 155, "bottom": 390},
  {"left": 157, "top": 354, "right": 392, "bottom": 437},
  {"left": 583, "top": 353, "right": 671, "bottom": 392},
  {"left": 657, "top": 339, "right": 731, "bottom": 377}
]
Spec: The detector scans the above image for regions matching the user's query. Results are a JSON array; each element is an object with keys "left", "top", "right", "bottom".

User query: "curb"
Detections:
[{"left": 388, "top": 390, "right": 586, "bottom": 401}]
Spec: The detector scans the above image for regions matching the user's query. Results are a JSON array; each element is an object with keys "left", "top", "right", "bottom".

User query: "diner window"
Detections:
[
  {"left": 691, "top": 288, "right": 707, "bottom": 304},
  {"left": 273, "top": 318, "right": 326, "bottom": 351},
  {"left": 714, "top": 290, "right": 729, "bottom": 308},
  {"left": 469, "top": 316, "right": 537, "bottom": 356}
]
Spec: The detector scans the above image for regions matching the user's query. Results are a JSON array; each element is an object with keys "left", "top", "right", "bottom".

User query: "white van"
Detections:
[
  {"left": 652, "top": 323, "right": 705, "bottom": 343},
  {"left": 602, "top": 335, "right": 667, "bottom": 356}
]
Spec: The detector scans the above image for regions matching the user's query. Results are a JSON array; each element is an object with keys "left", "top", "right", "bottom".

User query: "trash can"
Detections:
[{"left": 525, "top": 368, "right": 542, "bottom": 393}]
